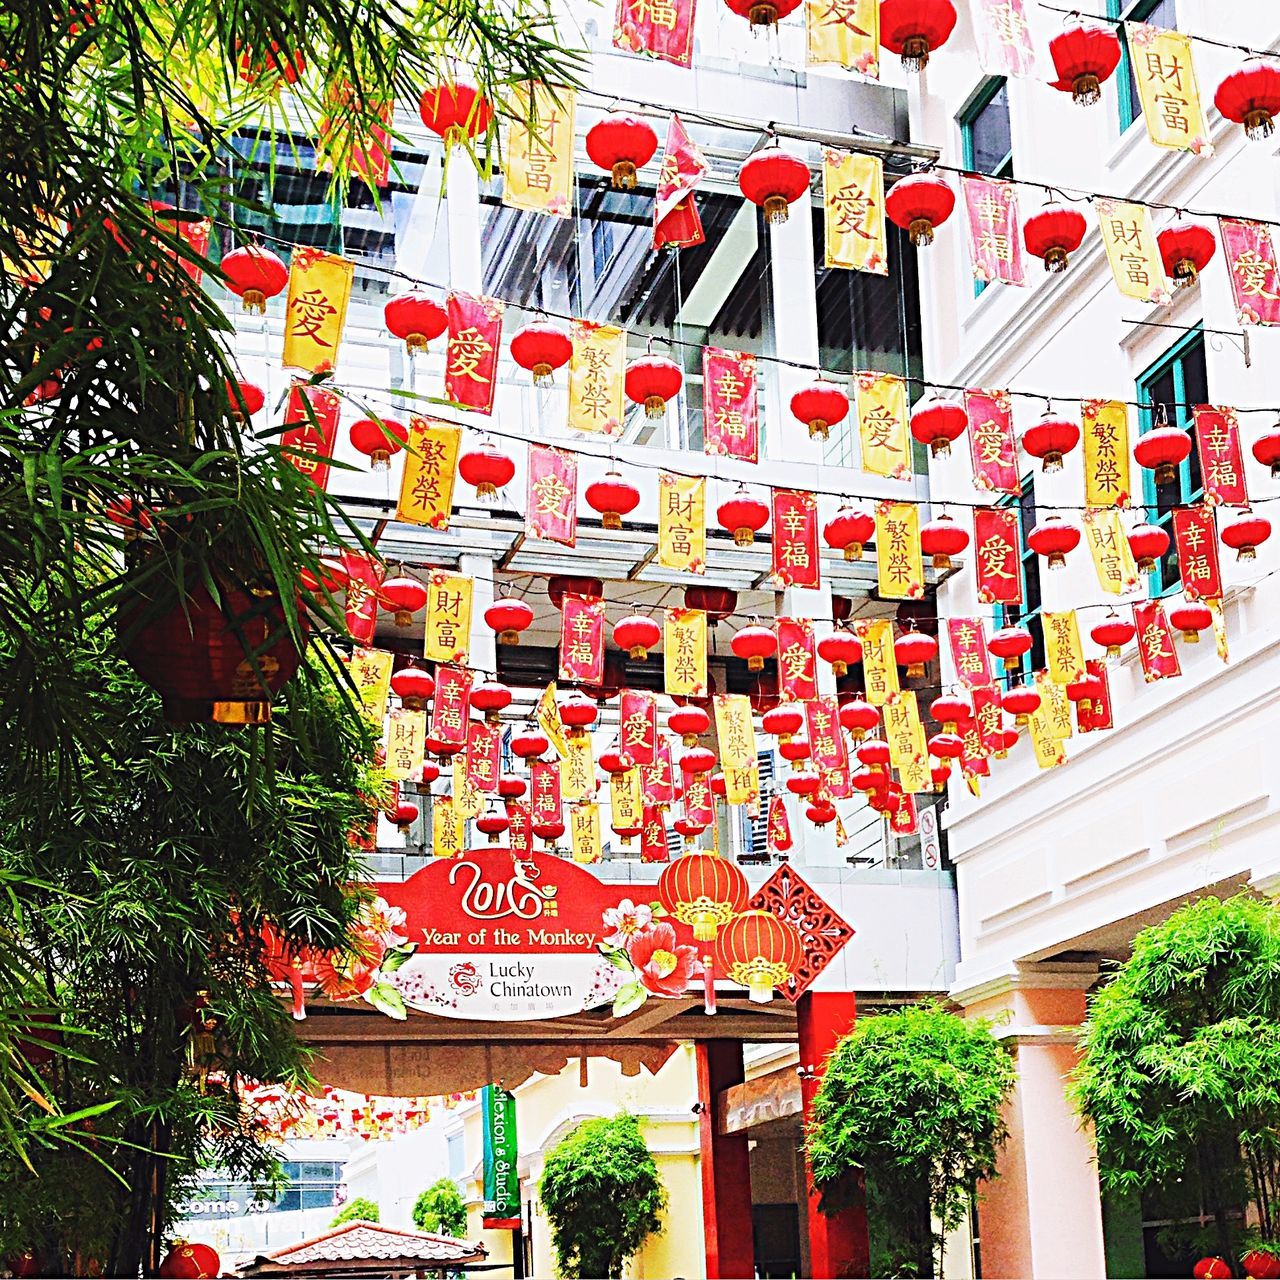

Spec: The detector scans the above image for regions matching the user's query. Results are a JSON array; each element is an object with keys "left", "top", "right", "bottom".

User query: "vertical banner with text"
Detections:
[
  {"left": 445, "top": 292, "right": 504, "bottom": 413},
  {"left": 482, "top": 1087, "right": 520, "bottom": 1228},
  {"left": 823, "top": 150, "right": 887, "bottom": 272}
]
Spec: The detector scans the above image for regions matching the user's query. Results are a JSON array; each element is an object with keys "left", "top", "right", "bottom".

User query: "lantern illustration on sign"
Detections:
[
  {"left": 718, "top": 484, "right": 770, "bottom": 547},
  {"left": 988, "top": 624, "right": 1033, "bottom": 672},
  {"left": 459, "top": 437, "right": 516, "bottom": 501},
  {"left": 1134, "top": 426, "right": 1192, "bottom": 486},
  {"left": 1170, "top": 600, "right": 1213, "bottom": 643},
  {"left": 221, "top": 245, "right": 289, "bottom": 314},
  {"left": 1048, "top": 18, "right": 1122, "bottom": 105},
  {"left": 1091, "top": 611, "right": 1135, "bottom": 659},
  {"left": 885, "top": 172, "right": 955, "bottom": 247},
  {"left": 384, "top": 291, "right": 448, "bottom": 355},
  {"left": 349, "top": 416, "right": 409, "bottom": 471},
  {"left": 380, "top": 576, "right": 428, "bottom": 627},
  {"left": 1023, "top": 203, "right": 1088, "bottom": 273},
  {"left": 390, "top": 665, "right": 434, "bottom": 711},
  {"left": 585, "top": 113, "right": 659, "bottom": 189},
  {"left": 1156, "top": 218, "right": 1216, "bottom": 288},
  {"left": 919, "top": 513, "right": 969, "bottom": 570},
  {"left": 723, "top": 0, "right": 800, "bottom": 27},
  {"left": 625, "top": 353, "right": 683, "bottom": 418},
  {"left": 510, "top": 320, "right": 572, "bottom": 386},
  {"left": 823, "top": 504, "right": 876, "bottom": 561},
  {"left": 1027, "top": 516, "right": 1082, "bottom": 570},
  {"left": 738, "top": 148, "right": 811, "bottom": 224},
  {"left": 731, "top": 623, "right": 777, "bottom": 672},
  {"left": 817, "top": 629, "right": 862, "bottom": 677},
  {"left": 880, "top": 0, "right": 958, "bottom": 71},
  {"left": 657, "top": 852, "right": 749, "bottom": 942},
  {"left": 715, "top": 910, "right": 802, "bottom": 1003},
  {"left": 1214, "top": 57, "right": 1280, "bottom": 142},
  {"left": 614, "top": 613, "right": 661, "bottom": 659},
  {"left": 910, "top": 394, "right": 968, "bottom": 457},
  {"left": 585, "top": 469, "right": 641, "bottom": 530},
  {"left": 790, "top": 380, "right": 849, "bottom": 441},
  {"left": 1128, "top": 522, "right": 1171, "bottom": 572},
  {"left": 418, "top": 83, "right": 493, "bottom": 143},
  {"left": 485, "top": 597, "right": 534, "bottom": 645},
  {"left": 840, "top": 697, "right": 879, "bottom": 741},
  {"left": 1021, "top": 408, "right": 1080, "bottom": 473},
  {"left": 1220, "top": 508, "right": 1271, "bottom": 561}
]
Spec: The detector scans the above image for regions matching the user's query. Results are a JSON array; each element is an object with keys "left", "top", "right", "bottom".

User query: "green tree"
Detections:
[
  {"left": 413, "top": 1178, "right": 468, "bottom": 1237},
  {"left": 806, "top": 1003, "right": 1016, "bottom": 1278},
  {"left": 1073, "top": 894, "right": 1280, "bottom": 1264},
  {"left": 331, "top": 1197, "right": 381, "bottom": 1227},
  {"left": 539, "top": 1114, "right": 667, "bottom": 1279}
]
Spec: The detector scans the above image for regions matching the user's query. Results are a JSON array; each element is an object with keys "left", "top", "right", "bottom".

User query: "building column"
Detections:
[
  {"left": 955, "top": 963, "right": 1105, "bottom": 1279},
  {"left": 797, "top": 991, "right": 869, "bottom": 1279},
  {"left": 696, "top": 1040, "right": 756, "bottom": 1280}
]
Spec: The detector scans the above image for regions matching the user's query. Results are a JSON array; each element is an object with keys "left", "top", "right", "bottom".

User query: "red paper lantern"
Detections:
[
  {"left": 390, "top": 665, "right": 435, "bottom": 710},
  {"left": 673, "top": 816, "right": 707, "bottom": 845},
  {"left": 426, "top": 733, "right": 462, "bottom": 760},
  {"left": 585, "top": 113, "right": 659, "bottom": 189},
  {"left": 221, "top": 245, "right": 288, "bottom": 314},
  {"left": 920, "top": 512, "right": 969, "bottom": 570},
  {"left": 559, "top": 691, "right": 599, "bottom": 734},
  {"left": 1021, "top": 409, "right": 1080, "bottom": 473},
  {"left": 852, "top": 765, "right": 886, "bottom": 791},
  {"left": 534, "top": 819, "right": 566, "bottom": 845},
  {"left": 880, "top": 0, "right": 958, "bottom": 71},
  {"left": 158, "top": 1242, "right": 221, "bottom": 1279},
  {"left": 614, "top": 613, "right": 661, "bottom": 659},
  {"left": 839, "top": 697, "right": 879, "bottom": 740},
  {"left": 471, "top": 679, "right": 512, "bottom": 724},
  {"left": 1220, "top": 508, "right": 1271, "bottom": 561},
  {"left": 823, "top": 504, "right": 875, "bottom": 561},
  {"left": 680, "top": 745, "right": 717, "bottom": 775},
  {"left": 910, "top": 395, "right": 968, "bottom": 457},
  {"left": 1128, "top": 522, "right": 1171, "bottom": 573},
  {"left": 1002, "top": 683, "right": 1041, "bottom": 724},
  {"left": 229, "top": 379, "right": 264, "bottom": 419},
  {"left": 476, "top": 806, "right": 510, "bottom": 842},
  {"left": 1065, "top": 673, "right": 1103, "bottom": 703},
  {"left": 1027, "top": 516, "right": 1082, "bottom": 569},
  {"left": 817, "top": 629, "right": 862, "bottom": 677},
  {"left": 928, "top": 731, "right": 964, "bottom": 760},
  {"left": 238, "top": 43, "right": 304, "bottom": 85},
  {"left": 380, "top": 576, "right": 428, "bottom": 626},
  {"left": 931, "top": 762, "right": 951, "bottom": 791},
  {"left": 684, "top": 585, "right": 738, "bottom": 622},
  {"left": 885, "top": 172, "right": 956, "bottom": 247},
  {"left": 598, "top": 744, "right": 634, "bottom": 776},
  {"left": 384, "top": 291, "right": 447, "bottom": 355},
  {"left": 732, "top": 624, "right": 777, "bottom": 672},
  {"left": 710, "top": 772, "right": 728, "bottom": 797},
  {"left": 988, "top": 624, "right": 1033, "bottom": 672},
  {"left": 806, "top": 799, "right": 837, "bottom": 827},
  {"left": 511, "top": 727, "right": 550, "bottom": 760},
  {"left": 419, "top": 84, "right": 493, "bottom": 142},
  {"left": 1193, "top": 1258, "right": 1233, "bottom": 1280},
  {"left": 894, "top": 629, "right": 938, "bottom": 677},
  {"left": 1253, "top": 421, "right": 1280, "bottom": 478},
  {"left": 1214, "top": 57, "right": 1280, "bottom": 142},
  {"left": 349, "top": 416, "right": 409, "bottom": 470},
  {"left": 392, "top": 800, "right": 419, "bottom": 834},
  {"left": 930, "top": 692, "right": 972, "bottom": 734},
  {"left": 785, "top": 770, "right": 821, "bottom": 796},
  {"left": 510, "top": 321, "right": 572, "bottom": 386},
  {"left": 994, "top": 727, "right": 1019, "bottom": 758},
  {"left": 498, "top": 774, "right": 526, "bottom": 799},
  {"left": 762, "top": 704, "right": 804, "bottom": 741},
  {"left": 585, "top": 469, "right": 641, "bottom": 530},
  {"left": 1242, "top": 1251, "right": 1280, "bottom": 1280},
  {"left": 738, "top": 149, "right": 811, "bottom": 224},
  {"left": 625, "top": 354, "right": 683, "bottom": 418},
  {"left": 1170, "top": 600, "right": 1213, "bottom": 642},
  {"left": 1134, "top": 425, "right": 1192, "bottom": 485},
  {"left": 420, "top": 761, "right": 441, "bottom": 788},
  {"left": 1157, "top": 219, "right": 1216, "bottom": 287},
  {"left": 485, "top": 597, "right": 535, "bottom": 645},
  {"left": 1023, "top": 203, "right": 1088, "bottom": 273},
  {"left": 723, "top": 0, "right": 801, "bottom": 26},
  {"left": 857, "top": 739, "right": 890, "bottom": 768},
  {"left": 1048, "top": 18, "right": 1122, "bottom": 105},
  {"left": 657, "top": 852, "right": 749, "bottom": 941},
  {"left": 1091, "top": 612, "right": 1135, "bottom": 658},
  {"left": 717, "top": 909, "right": 802, "bottom": 1002},
  {"left": 790, "top": 380, "right": 849, "bottom": 441},
  {"left": 779, "top": 736, "right": 810, "bottom": 766},
  {"left": 718, "top": 485, "right": 770, "bottom": 547},
  {"left": 549, "top": 575, "right": 603, "bottom": 609},
  {"left": 459, "top": 438, "right": 515, "bottom": 500},
  {"left": 669, "top": 704, "right": 711, "bottom": 745}
]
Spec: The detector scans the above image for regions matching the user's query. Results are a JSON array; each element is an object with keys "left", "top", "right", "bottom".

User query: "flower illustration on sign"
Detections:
[
  {"left": 598, "top": 903, "right": 704, "bottom": 1017},
  {"left": 601, "top": 898, "right": 653, "bottom": 946}
]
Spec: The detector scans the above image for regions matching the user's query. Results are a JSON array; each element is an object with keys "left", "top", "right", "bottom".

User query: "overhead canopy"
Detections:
[{"left": 237, "top": 1220, "right": 487, "bottom": 1277}]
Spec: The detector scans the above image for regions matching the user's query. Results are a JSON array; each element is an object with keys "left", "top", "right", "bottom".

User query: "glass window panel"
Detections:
[{"left": 970, "top": 83, "right": 1013, "bottom": 177}]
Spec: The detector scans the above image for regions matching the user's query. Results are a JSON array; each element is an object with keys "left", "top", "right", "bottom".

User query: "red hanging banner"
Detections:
[
  {"left": 703, "top": 347, "right": 759, "bottom": 462},
  {"left": 776, "top": 619, "right": 819, "bottom": 703},
  {"left": 961, "top": 176, "right": 1026, "bottom": 286},
  {"left": 683, "top": 773, "right": 715, "bottom": 829},
  {"left": 654, "top": 114, "right": 707, "bottom": 249},
  {"left": 965, "top": 389, "right": 1019, "bottom": 495},
  {"left": 1171, "top": 505, "right": 1223, "bottom": 600},
  {"left": 527, "top": 444, "right": 578, "bottom": 545},
  {"left": 506, "top": 798, "right": 533, "bottom": 856},
  {"left": 618, "top": 689, "right": 659, "bottom": 767},
  {"left": 823, "top": 761, "right": 855, "bottom": 800},
  {"left": 642, "top": 737, "right": 677, "bottom": 806},
  {"left": 766, "top": 793, "right": 792, "bottom": 855},
  {"left": 1133, "top": 601, "right": 1182, "bottom": 682},
  {"left": 613, "top": 0, "right": 695, "bottom": 67},
  {"left": 340, "top": 550, "right": 384, "bottom": 644},
  {"left": 947, "top": 617, "right": 993, "bottom": 688},
  {"left": 559, "top": 594, "right": 606, "bottom": 684},
  {"left": 641, "top": 804, "right": 670, "bottom": 863},
  {"left": 772, "top": 489, "right": 820, "bottom": 588},
  {"left": 429, "top": 664, "right": 473, "bottom": 751},
  {"left": 972, "top": 507, "right": 1023, "bottom": 605},
  {"left": 530, "top": 759, "right": 563, "bottom": 826},
  {"left": 889, "top": 791, "right": 919, "bottom": 836},
  {"left": 466, "top": 719, "right": 501, "bottom": 794},
  {"left": 280, "top": 382, "right": 340, "bottom": 489},
  {"left": 806, "top": 696, "right": 848, "bottom": 772},
  {"left": 971, "top": 684, "right": 1003, "bottom": 755},
  {"left": 1192, "top": 406, "right": 1249, "bottom": 506},
  {"left": 1220, "top": 217, "right": 1280, "bottom": 326},
  {"left": 444, "top": 291, "right": 503, "bottom": 414},
  {"left": 972, "top": 0, "right": 1037, "bottom": 77},
  {"left": 1077, "top": 659, "right": 1114, "bottom": 733}
]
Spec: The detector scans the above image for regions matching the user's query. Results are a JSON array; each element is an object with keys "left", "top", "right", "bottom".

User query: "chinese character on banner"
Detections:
[
  {"left": 385, "top": 708, "right": 427, "bottom": 780},
  {"left": 683, "top": 773, "right": 714, "bottom": 829},
  {"left": 568, "top": 321, "right": 627, "bottom": 436},
  {"left": 654, "top": 114, "right": 707, "bottom": 249},
  {"left": 280, "top": 382, "right": 341, "bottom": 490},
  {"left": 613, "top": 0, "right": 696, "bottom": 66},
  {"left": 806, "top": 696, "right": 848, "bottom": 772},
  {"left": 1171, "top": 505, "right": 1223, "bottom": 600},
  {"left": 1077, "top": 659, "right": 1114, "bottom": 732},
  {"left": 1126, "top": 22, "right": 1212, "bottom": 155},
  {"left": 642, "top": 737, "right": 677, "bottom": 806},
  {"left": 824, "top": 761, "right": 854, "bottom": 800},
  {"left": 561, "top": 736, "right": 596, "bottom": 801},
  {"left": 610, "top": 768, "right": 644, "bottom": 836},
  {"left": 317, "top": 85, "right": 393, "bottom": 187},
  {"left": 703, "top": 348, "right": 759, "bottom": 462},
  {"left": 972, "top": 0, "right": 1037, "bottom": 77},
  {"left": 467, "top": 720, "right": 502, "bottom": 794},
  {"left": 1037, "top": 671, "right": 1074, "bottom": 741},
  {"left": 430, "top": 665, "right": 473, "bottom": 751},
  {"left": 535, "top": 683, "right": 569, "bottom": 759},
  {"left": 663, "top": 608, "right": 708, "bottom": 697},
  {"left": 640, "top": 804, "right": 670, "bottom": 863},
  {"left": 397, "top": 417, "right": 461, "bottom": 529},
  {"left": 1043, "top": 610, "right": 1085, "bottom": 685},
  {"left": 874, "top": 501, "right": 924, "bottom": 600},
  {"left": 531, "top": 758, "right": 563, "bottom": 824},
  {"left": 570, "top": 802, "right": 601, "bottom": 864},
  {"left": 772, "top": 490, "right": 820, "bottom": 588},
  {"left": 856, "top": 372, "right": 911, "bottom": 478},
  {"left": 960, "top": 719, "right": 990, "bottom": 778},
  {"left": 453, "top": 756, "right": 484, "bottom": 819},
  {"left": 527, "top": 444, "right": 578, "bottom": 544},
  {"left": 725, "top": 761, "right": 759, "bottom": 809},
  {"left": 619, "top": 689, "right": 659, "bottom": 766},
  {"left": 433, "top": 796, "right": 462, "bottom": 858},
  {"left": 282, "top": 249, "right": 355, "bottom": 372},
  {"left": 767, "top": 793, "right": 793, "bottom": 855},
  {"left": 1219, "top": 218, "right": 1280, "bottom": 326},
  {"left": 961, "top": 176, "right": 1025, "bottom": 286},
  {"left": 445, "top": 292, "right": 503, "bottom": 414},
  {"left": 883, "top": 691, "right": 929, "bottom": 793},
  {"left": 1096, "top": 199, "right": 1172, "bottom": 304},
  {"left": 1132, "top": 600, "right": 1182, "bottom": 681},
  {"left": 658, "top": 473, "right": 706, "bottom": 572},
  {"left": 855, "top": 617, "right": 900, "bottom": 706},
  {"left": 1082, "top": 399, "right": 1131, "bottom": 507},
  {"left": 1192, "top": 406, "right": 1249, "bottom": 506},
  {"left": 776, "top": 619, "right": 819, "bottom": 702},
  {"left": 1027, "top": 678, "right": 1068, "bottom": 769},
  {"left": 823, "top": 150, "right": 886, "bottom": 272},
  {"left": 341, "top": 550, "right": 385, "bottom": 644},
  {"left": 1083, "top": 507, "right": 1141, "bottom": 595},
  {"left": 947, "top": 617, "right": 992, "bottom": 688},
  {"left": 971, "top": 683, "right": 1003, "bottom": 755},
  {"left": 889, "top": 791, "right": 919, "bottom": 836},
  {"left": 972, "top": 507, "right": 1022, "bottom": 605},
  {"left": 507, "top": 799, "right": 533, "bottom": 855},
  {"left": 347, "top": 648, "right": 394, "bottom": 722},
  {"left": 559, "top": 594, "right": 606, "bottom": 684},
  {"left": 714, "top": 695, "right": 757, "bottom": 770},
  {"left": 807, "top": 0, "right": 878, "bottom": 73},
  {"left": 965, "top": 389, "right": 1020, "bottom": 494},
  {"left": 503, "top": 82, "right": 576, "bottom": 217},
  {"left": 424, "top": 571, "right": 473, "bottom": 664}
]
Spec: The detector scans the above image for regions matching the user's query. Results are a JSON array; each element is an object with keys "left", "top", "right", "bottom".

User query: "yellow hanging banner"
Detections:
[
  {"left": 664, "top": 608, "right": 708, "bottom": 697},
  {"left": 424, "top": 571, "right": 473, "bottom": 665},
  {"left": 1036, "top": 671, "right": 1074, "bottom": 741},
  {"left": 1084, "top": 507, "right": 1141, "bottom": 595},
  {"left": 724, "top": 761, "right": 758, "bottom": 808},
  {"left": 714, "top": 694, "right": 757, "bottom": 770},
  {"left": 1042, "top": 611, "right": 1085, "bottom": 686},
  {"left": 823, "top": 150, "right": 887, "bottom": 274},
  {"left": 503, "top": 82, "right": 577, "bottom": 218},
  {"left": 281, "top": 248, "right": 355, "bottom": 372},
  {"left": 855, "top": 618, "right": 900, "bottom": 705},
  {"left": 1082, "top": 399, "right": 1131, "bottom": 508},
  {"left": 883, "top": 691, "right": 929, "bottom": 794},
  {"left": 1208, "top": 597, "right": 1229, "bottom": 664},
  {"left": 1096, "top": 199, "right": 1171, "bottom": 304},
  {"left": 874, "top": 501, "right": 925, "bottom": 600},
  {"left": 1027, "top": 694, "right": 1067, "bottom": 769},
  {"left": 535, "top": 682, "right": 570, "bottom": 759},
  {"left": 570, "top": 802, "right": 602, "bottom": 864},
  {"left": 568, "top": 321, "right": 626, "bottom": 436},
  {"left": 807, "top": 0, "right": 878, "bottom": 73},
  {"left": 856, "top": 372, "right": 911, "bottom": 479},
  {"left": 452, "top": 757, "right": 484, "bottom": 819},
  {"left": 346, "top": 647, "right": 394, "bottom": 723},
  {"left": 657, "top": 473, "right": 706, "bottom": 574},
  {"left": 385, "top": 708, "right": 427, "bottom": 781},
  {"left": 610, "top": 769, "right": 644, "bottom": 834},
  {"left": 1126, "top": 22, "right": 1212, "bottom": 156},
  {"left": 432, "top": 796, "right": 462, "bottom": 858},
  {"left": 397, "top": 418, "right": 461, "bottom": 529},
  {"left": 561, "top": 735, "right": 595, "bottom": 802}
]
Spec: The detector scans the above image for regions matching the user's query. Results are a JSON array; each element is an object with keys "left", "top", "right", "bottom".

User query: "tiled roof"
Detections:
[{"left": 240, "top": 1220, "right": 486, "bottom": 1272}]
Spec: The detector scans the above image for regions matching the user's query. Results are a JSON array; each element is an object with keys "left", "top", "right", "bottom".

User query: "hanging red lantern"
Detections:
[
  {"left": 885, "top": 172, "right": 956, "bottom": 247},
  {"left": 392, "top": 800, "right": 419, "bottom": 835},
  {"left": 426, "top": 733, "right": 463, "bottom": 760},
  {"left": 1128, "top": 522, "right": 1171, "bottom": 572},
  {"left": 548, "top": 576, "right": 603, "bottom": 609},
  {"left": 709, "top": 772, "right": 728, "bottom": 798},
  {"left": 988, "top": 624, "right": 1033, "bottom": 672},
  {"left": 790, "top": 379, "right": 849, "bottom": 441},
  {"left": 920, "top": 513, "right": 969, "bottom": 570},
  {"left": 1253, "top": 421, "right": 1280, "bottom": 478},
  {"left": 1048, "top": 18, "right": 1122, "bottom": 105},
  {"left": 1023, "top": 203, "right": 1088, "bottom": 274},
  {"left": 390, "top": 666, "right": 435, "bottom": 711},
  {"left": 1001, "top": 683, "right": 1041, "bottom": 725},
  {"left": 379, "top": 576, "right": 428, "bottom": 626},
  {"left": 1192, "top": 1259, "right": 1232, "bottom": 1280},
  {"left": 857, "top": 739, "right": 890, "bottom": 768},
  {"left": 1170, "top": 600, "right": 1213, "bottom": 642},
  {"left": 657, "top": 852, "right": 749, "bottom": 941},
  {"left": 817, "top": 629, "right": 862, "bottom": 677},
  {"left": 459, "top": 438, "right": 515, "bottom": 501},
  {"left": 931, "top": 763, "right": 951, "bottom": 791},
  {"left": 1027, "top": 516, "right": 1082, "bottom": 569},
  {"left": 680, "top": 745, "right": 718, "bottom": 775},
  {"left": 384, "top": 292, "right": 447, "bottom": 355},
  {"left": 852, "top": 765, "right": 886, "bottom": 792},
  {"left": 1220, "top": 508, "right": 1271, "bottom": 561},
  {"left": 228, "top": 379, "right": 265, "bottom": 419},
  {"left": 1066, "top": 673, "right": 1104, "bottom": 704},
  {"left": 823, "top": 504, "right": 876, "bottom": 561},
  {"left": 738, "top": 148, "right": 811, "bottom": 224},
  {"left": 785, "top": 770, "right": 821, "bottom": 796},
  {"left": 927, "top": 731, "right": 964, "bottom": 760},
  {"left": 806, "top": 799, "right": 837, "bottom": 827},
  {"left": 1021, "top": 409, "right": 1080, "bottom": 473},
  {"left": 910, "top": 395, "right": 968, "bottom": 459},
  {"left": 669, "top": 704, "right": 711, "bottom": 746},
  {"left": 349, "top": 416, "right": 409, "bottom": 471},
  {"left": 731, "top": 623, "right": 777, "bottom": 672},
  {"left": 1091, "top": 612, "right": 1135, "bottom": 658},
  {"left": 511, "top": 726, "right": 550, "bottom": 760},
  {"left": 485, "top": 597, "right": 535, "bottom": 645},
  {"left": 894, "top": 629, "right": 938, "bottom": 677},
  {"left": 498, "top": 773, "right": 526, "bottom": 798},
  {"left": 158, "top": 1242, "right": 221, "bottom": 1279},
  {"left": 717, "top": 485, "right": 770, "bottom": 547},
  {"left": 723, "top": 0, "right": 801, "bottom": 27},
  {"left": 839, "top": 697, "right": 879, "bottom": 740},
  {"left": 471, "top": 679, "right": 512, "bottom": 724},
  {"left": 762, "top": 704, "right": 804, "bottom": 742},
  {"left": 673, "top": 816, "right": 707, "bottom": 846},
  {"left": 533, "top": 818, "right": 566, "bottom": 846},
  {"left": 221, "top": 245, "right": 289, "bottom": 314},
  {"left": 1134, "top": 426, "right": 1192, "bottom": 485},
  {"left": 1241, "top": 1253, "right": 1280, "bottom": 1280},
  {"left": 585, "top": 470, "right": 641, "bottom": 530},
  {"left": 418, "top": 84, "right": 493, "bottom": 142},
  {"left": 779, "top": 736, "right": 811, "bottom": 766},
  {"left": 1214, "top": 57, "right": 1280, "bottom": 142},
  {"left": 559, "top": 691, "right": 599, "bottom": 735},
  {"left": 683, "top": 586, "right": 737, "bottom": 622},
  {"left": 929, "top": 692, "right": 972, "bottom": 734},
  {"left": 614, "top": 613, "right": 661, "bottom": 659},
  {"left": 476, "top": 806, "right": 510, "bottom": 843},
  {"left": 1157, "top": 219, "right": 1216, "bottom": 288},
  {"left": 598, "top": 744, "right": 635, "bottom": 776},
  {"left": 625, "top": 354, "right": 684, "bottom": 418},
  {"left": 585, "top": 113, "right": 660, "bottom": 189},
  {"left": 880, "top": 0, "right": 958, "bottom": 71},
  {"left": 510, "top": 320, "right": 572, "bottom": 386}
]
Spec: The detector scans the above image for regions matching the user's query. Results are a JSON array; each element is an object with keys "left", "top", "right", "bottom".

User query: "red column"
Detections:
[
  {"left": 798, "top": 991, "right": 869, "bottom": 1280},
  {"left": 696, "top": 1040, "right": 756, "bottom": 1280}
]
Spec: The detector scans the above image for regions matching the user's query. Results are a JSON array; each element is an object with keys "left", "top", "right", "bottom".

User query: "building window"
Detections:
[
  {"left": 591, "top": 218, "right": 615, "bottom": 280},
  {"left": 960, "top": 78, "right": 1014, "bottom": 180},
  {"left": 447, "top": 1131, "right": 466, "bottom": 1178},
  {"left": 998, "top": 476, "right": 1045, "bottom": 683},
  {"left": 1109, "top": 0, "right": 1177, "bottom": 133},
  {"left": 1137, "top": 329, "right": 1207, "bottom": 594}
]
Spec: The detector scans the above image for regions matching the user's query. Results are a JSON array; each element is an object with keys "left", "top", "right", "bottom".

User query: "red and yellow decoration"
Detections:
[
  {"left": 397, "top": 418, "right": 461, "bottom": 529},
  {"left": 874, "top": 501, "right": 924, "bottom": 600},
  {"left": 855, "top": 372, "right": 911, "bottom": 478},
  {"left": 664, "top": 608, "right": 708, "bottom": 697},
  {"left": 503, "top": 82, "right": 577, "bottom": 217},
  {"left": 703, "top": 347, "right": 759, "bottom": 461},
  {"left": 823, "top": 150, "right": 886, "bottom": 273},
  {"left": 281, "top": 249, "right": 355, "bottom": 372},
  {"left": 445, "top": 292, "right": 504, "bottom": 413}
]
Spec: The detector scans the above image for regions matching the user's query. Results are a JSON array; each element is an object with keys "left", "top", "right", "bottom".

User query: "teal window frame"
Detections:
[
  {"left": 959, "top": 77, "right": 1013, "bottom": 299},
  {"left": 995, "top": 475, "right": 1044, "bottom": 687},
  {"left": 1108, "top": 0, "right": 1175, "bottom": 134}
]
